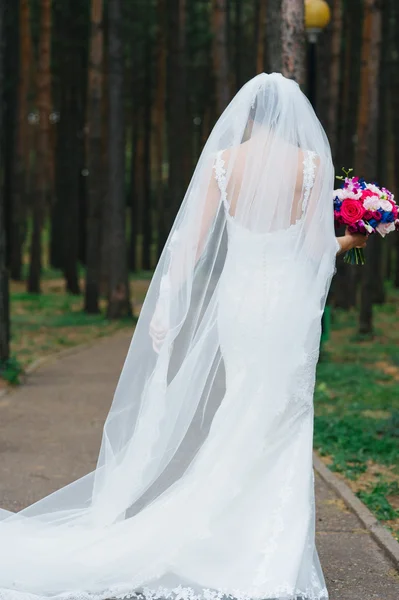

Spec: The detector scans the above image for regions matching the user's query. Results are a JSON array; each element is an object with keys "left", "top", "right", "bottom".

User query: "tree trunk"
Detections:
[
  {"left": 10, "top": 0, "right": 31, "bottom": 281},
  {"left": 281, "top": 0, "right": 305, "bottom": 86},
  {"left": 256, "top": 0, "right": 267, "bottom": 74},
  {"left": 211, "top": 0, "right": 230, "bottom": 114},
  {"left": 106, "top": 0, "right": 132, "bottom": 319},
  {"left": 129, "top": 117, "right": 140, "bottom": 272},
  {"left": 267, "top": 0, "right": 283, "bottom": 73},
  {"left": 0, "top": 0, "right": 10, "bottom": 363},
  {"left": 85, "top": 0, "right": 104, "bottom": 314},
  {"left": 233, "top": 0, "right": 242, "bottom": 91},
  {"left": 390, "top": 0, "right": 399, "bottom": 287},
  {"left": 373, "top": 0, "right": 393, "bottom": 304},
  {"left": 357, "top": 0, "right": 382, "bottom": 335},
  {"left": 56, "top": 0, "right": 81, "bottom": 295},
  {"left": 28, "top": 0, "right": 52, "bottom": 294},
  {"left": 142, "top": 8, "right": 152, "bottom": 271},
  {"left": 100, "top": 33, "right": 110, "bottom": 295},
  {"left": 167, "top": 0, "right": 188, "bottom": 225},
  {"left": 155, "top": 0, "right": 167, "bottom": 258},
  {"left": 327, "top": 0, "right": 343, "bottom": 160}
]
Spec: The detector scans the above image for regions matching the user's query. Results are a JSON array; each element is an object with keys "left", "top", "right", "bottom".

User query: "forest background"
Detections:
[{"left": 0, "top": 0, "right": 398, "bottom": 543}]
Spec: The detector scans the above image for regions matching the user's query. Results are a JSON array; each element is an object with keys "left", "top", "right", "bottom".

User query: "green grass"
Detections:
[
  {"left": 315, "top": 291, "right": 399, "bottom": 539},
  {"left": 0, "top": 357, "right": 24, "bottom": 385},
  {"left": 8, "top": 271, "right": 148, "bottom": 373}
]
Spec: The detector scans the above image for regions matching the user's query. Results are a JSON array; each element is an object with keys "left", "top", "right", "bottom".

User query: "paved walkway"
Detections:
[{"left": 0, "top": 332, "right": 398, "bottom": 599}]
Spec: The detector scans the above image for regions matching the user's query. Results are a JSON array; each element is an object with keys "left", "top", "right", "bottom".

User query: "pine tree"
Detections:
[
  {"left": 85, "top": 0, "right": 104, "bottom": 313},
  {"left": 106, "top": 0, "right": 132, "bottom": 319}
]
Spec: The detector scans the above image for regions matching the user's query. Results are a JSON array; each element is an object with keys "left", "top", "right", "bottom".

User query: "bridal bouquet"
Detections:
[{"left": 333, "top": 168, "right": 399, "bottom": 265}]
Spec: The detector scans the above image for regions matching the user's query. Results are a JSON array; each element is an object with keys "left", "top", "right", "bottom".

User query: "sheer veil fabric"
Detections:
[{"left": 0, "top": 73, "right": 339, "bottom": 600}]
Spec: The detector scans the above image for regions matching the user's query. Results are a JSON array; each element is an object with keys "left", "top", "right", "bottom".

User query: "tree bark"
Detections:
[
  {"left": 211, "top": 0, "right": 230, "bottom": 114},
  {"left": 0, "top": 0, "right": 10, "bottom": 363},
  {"left": 167, "top": 0, "right": 188, "bottom": 224},
  {"left": 327, "top": 0, "right": 343, "bottom": 160},
  {"left": 142, "top": 8, "right": 152, "bottom": 271},
  {"left": 389, "top": 0, "right": 399, "bottom": 287},
  {"left": 10, "top": 0, "right": 31, "bottom": 281},
  {"left": 256, "top": 0, "right": 267, "bottom": 74},
  {"left": 56, "top": 0, "right": 81, "bottom": 295},
  {"left": 267, "top": 0, "right": 283, "bottom": 73},
  {"left": 28, "top": 0, "right": 53, "bottom": 294},
  {"left": 281, "top": 0, "right": 305, "bottom": 86},
  {"left": 155, "top": 0, "right": 167, "bottom": 258},
  {"left": 106, "top": 0, "right": 132, "bottom": 319},
  {"left": 357, "top": 0, "right": 382, "bottom": 335},
  {"left": 233, "top": 0, "right": 242, "bottom": 91},
  {"left": 85, "top": 0, "right": 104, "bottom": 313}
]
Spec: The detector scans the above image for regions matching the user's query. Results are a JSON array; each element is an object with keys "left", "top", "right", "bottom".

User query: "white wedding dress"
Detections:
[{"left": 0, "top": 73, "right": 339, "bottom": 600}]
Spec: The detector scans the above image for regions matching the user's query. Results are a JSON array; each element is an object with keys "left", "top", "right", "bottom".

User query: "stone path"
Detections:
[{"left": 0, "top": 331, "right": 398, "bottom": 599}]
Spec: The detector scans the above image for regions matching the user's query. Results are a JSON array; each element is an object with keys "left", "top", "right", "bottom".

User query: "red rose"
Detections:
[{"left": 340, "top": 199, "right": 365, "bottom": 225}]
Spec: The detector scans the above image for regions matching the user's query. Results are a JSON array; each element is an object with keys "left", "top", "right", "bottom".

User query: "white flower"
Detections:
[
  {"left": 367, "top": 183, "right": 381, "bottom": 195},
  {"left": 376, "top": 221, "right": 396, "bottom": 237},
  {"left": 379, "top": 199, "right": 393, "bottom": 212},
  {"left": 363, "top": 196, "right": 381, "bottom": 211}
]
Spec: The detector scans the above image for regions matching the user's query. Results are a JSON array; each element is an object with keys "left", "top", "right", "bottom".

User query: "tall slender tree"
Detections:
[
  {"left": 356, "top": 0, "right": 382, "bottom": 334},
  {"left": 0, "top": 0, "right": 9, "bottom": 363},
  {"left": 281, "top": 0, "right": 306, "bottom": 85},
  {"left": 56, "top": 0, "right": 82, "bottom": 295},
  {"left": 211, "top": 0, "right": 230, "bottom": 114},
  {"left": 267, "top": 0, "right": 283, "bottom": 73},
  {"left": 327, "top": 0, "right": 343, "bottom": 160},
  {"left": 85, "top": 0, "right": 104, "bottom": 314},
  {"left": 233, "top": 0, "right": 242, "bottom": 91},
  {"left": 10, "top": 0, "right": 32, "bottom": 281},
  {"left": 28, "top": 0, "right": 53, "bottom": 293},
  {"left": 106, "top": 0, "right": 132, "bottom": 318},
  {"left": 390, "top": 0, "right": 399, "bottom": 287},
  {"left": 155, "top": 0, "right": 167, "bottom": 257},
  {"left": 167, "top": 0, "right": 188, "bottom": 224},
  {"left": 255, "top": 0, "right": 267, "bottom": 74},
  {"left": 142, "top": 6, "right": 153, "bottom": 271}
]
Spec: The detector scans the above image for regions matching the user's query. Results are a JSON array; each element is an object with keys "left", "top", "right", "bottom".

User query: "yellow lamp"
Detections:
[{"left": 305, "top": 0, "right": 331, "bottom": 43}]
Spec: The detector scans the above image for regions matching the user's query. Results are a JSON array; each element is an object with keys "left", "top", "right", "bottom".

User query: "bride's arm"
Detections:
[
  {"left": 149, "top": 162, "right": 222, "bottom": 352},
  {"left": 336, "top": 229, "right": 368, "bottom": 255},
  {"left": 302, "top": 155, "right": 368, "bottom": 260}
]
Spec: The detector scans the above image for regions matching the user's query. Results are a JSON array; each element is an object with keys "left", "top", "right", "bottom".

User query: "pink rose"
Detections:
[{"left": 341, "top": 199, "right": 365, "bottom": 225}]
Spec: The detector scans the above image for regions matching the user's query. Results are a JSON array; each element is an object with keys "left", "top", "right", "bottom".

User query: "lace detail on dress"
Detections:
[
  {"left": 302, "top": 151, "right": 317, "bottom": 214},
  {"left": 0, "top": 583, "right": 329, "bottom": 600},
  {"left": 291, "top": 348, "right": 320, "bottom": 407},
  {"left": 213, "top": 150, "right": 228, "bottom": 211}
]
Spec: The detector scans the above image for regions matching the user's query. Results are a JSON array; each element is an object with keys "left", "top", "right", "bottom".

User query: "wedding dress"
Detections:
[{"left": 0, "top": 73, "right": 339, "bottom": 600}]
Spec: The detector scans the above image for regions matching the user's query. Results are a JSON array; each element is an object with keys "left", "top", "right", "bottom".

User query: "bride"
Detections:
[{"left": 0, "top": 73, "right": 367, "bottom": 600}]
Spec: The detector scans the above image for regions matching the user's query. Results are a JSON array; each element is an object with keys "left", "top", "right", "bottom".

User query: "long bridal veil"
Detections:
[{"left": 0, "top": 73, "right": 338, "bottom": 600}]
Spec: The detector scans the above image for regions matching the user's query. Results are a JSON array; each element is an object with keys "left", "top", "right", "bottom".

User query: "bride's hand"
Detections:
[
  {"left": 149, "top": 300, "right": 169, "bottom": 353},
  {"left": 344, "top": 226, "right": 369, "bottom": 249},
  {"left": 336, "top": 228, "right": 369, "bottom": 254}
]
